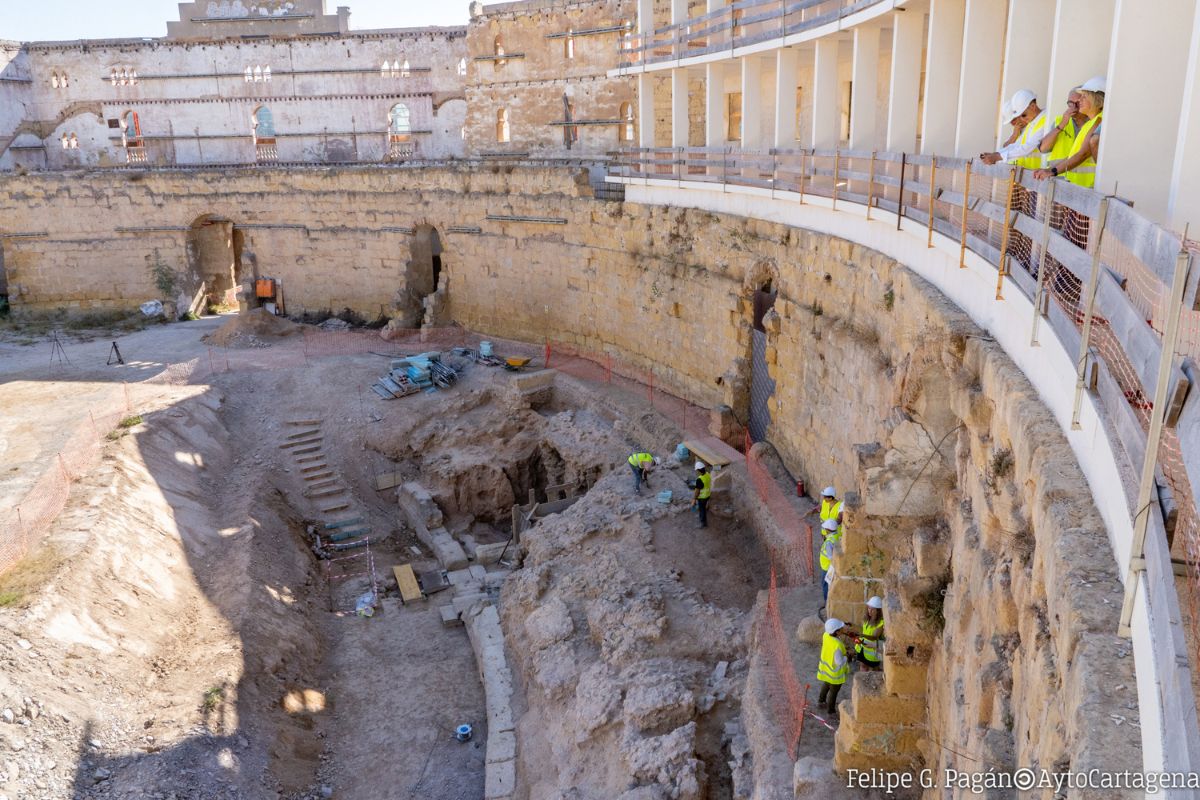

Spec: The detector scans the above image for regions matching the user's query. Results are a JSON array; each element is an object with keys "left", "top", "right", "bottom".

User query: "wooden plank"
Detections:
[
  {"left": 286, "top": 419, "right": 322, "bottom": 426},
  {"left": 303, "top": 471, "right": 335, "bottom": 482},
  {"left": 319, "top": 501, "right": 350, "bottom": 513},
  {"left": 281, "top": 436, "right": 323, "bottom": 449},
  {"left": 296, "top": 454, "right": 324, "bottom": 463},
  {"left": 308, "top": 487, "right": 346, "bottom": 499},
  {"left": 293, "top": 445, "right": 322, "bottom": 455},
  {"left": 375, "top": 471, "right": 404, "bottom": 491},
  {"left": 286, "top": 428, "right": 321, "bottom": 440},
  {"left": 393, "top": 564, "right": 424, "bottom": 604},
  {"left": 300, "top": 463, "right": 328, "bottom": 473},
  {"left": 683, "top": 437, "right": 742, "bottom": 467}
]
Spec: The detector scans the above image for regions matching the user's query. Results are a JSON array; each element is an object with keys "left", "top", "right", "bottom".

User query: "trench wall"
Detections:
[{"left": 0, "top": 165, "right": 1140, "bottom": 788}]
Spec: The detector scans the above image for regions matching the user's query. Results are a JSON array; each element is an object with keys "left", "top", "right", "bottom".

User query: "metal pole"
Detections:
[
  {"left": 1071, "top": 197, "right": 1110, "bottom": 429},
  {"left": 926, "top": 157, "right": 937, "bottom": 248},
  {"left": 896, "top": 153, "right": 907, "bottom": 231},
  {"left": 1029, "top": 179, "right": 1058, "bottom": 346},
  {"left": 1118, "top": 247, "right": 1193, "bottom": 637},
  {"left": 832, "top": 149, "right": 840, "bottom": 211},
  {"left": 958, "top": 160, "right": 973, "bottom": 268},
  {"left": 994, "top": 168, "right": 1017, "bottom": 300},
  {"left": 866, "top": 151, "right": 876, "bottom": 221}
]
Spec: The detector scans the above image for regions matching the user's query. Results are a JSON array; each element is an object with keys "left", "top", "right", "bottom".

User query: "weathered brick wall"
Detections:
[{"left": 0, "top": 164, "right": 1138, "bottom": 791}]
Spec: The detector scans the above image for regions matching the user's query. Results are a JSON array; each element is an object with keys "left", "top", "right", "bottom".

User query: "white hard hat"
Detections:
[
  {"left": 695, "top": 461, "right": 705, "bottom": 470},
  {"left": 824, "top": 618, "right": 845, "bottom": 635},
  {"left": 866, "top": 596, "right": 883, "bottom": 609},
  {"left": 822, "top": 486, "right": 836, "bottom": 498},
  {"left": 1006, "top": 89, "right": 1036, "bottom": 121},
  {"left": 1079, "top": 75, "right": 1106, "bottom": 93},
  {"left": 653, "top": 457, "right": 661, "bottom": 466},
  {"left": 821, "top": 519, "right": 839, "bottom": 532}
]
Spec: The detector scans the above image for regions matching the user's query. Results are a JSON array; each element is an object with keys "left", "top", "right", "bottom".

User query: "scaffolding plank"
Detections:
[{"left": 393, "top": 564, "right": 423, "bottom": 604}]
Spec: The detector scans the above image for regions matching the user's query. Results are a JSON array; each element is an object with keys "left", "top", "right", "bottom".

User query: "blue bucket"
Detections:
[
  {"left": 479, "top": 341, "right": 493, "bottom": 357},
  {"left": 455, "top": 723, "right": 473, "bottom": 742}
]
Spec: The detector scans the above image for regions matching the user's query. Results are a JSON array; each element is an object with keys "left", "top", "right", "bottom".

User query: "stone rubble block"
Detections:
[{"left": 484, "top": 758, "right": 515, "bottom": 800}]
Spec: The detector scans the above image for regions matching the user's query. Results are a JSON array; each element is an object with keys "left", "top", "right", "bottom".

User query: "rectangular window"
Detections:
[{"left": 726, "top": 92, "right": 742, "bottom": 142}]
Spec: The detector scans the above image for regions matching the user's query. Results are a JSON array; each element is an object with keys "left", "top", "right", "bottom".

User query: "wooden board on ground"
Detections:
[
  {"left": 393, "top": 564, "right": 423, "bottom": 604},
  {"left": 683, "top": 438, "right": 736, "bottom": 468},
  {"left": 375, "top": 471, "right": 404, "bottom": 491}
]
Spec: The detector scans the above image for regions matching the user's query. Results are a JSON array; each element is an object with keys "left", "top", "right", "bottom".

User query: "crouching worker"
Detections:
[
  {"left": 817, "top": 618, "right": 850, "bottom": 719},
  {"left": 628, "top": 451, "right": 659, "bottom": 495},
  {"left": 854, "top": 595, "right": 885, "bottom": 670}
]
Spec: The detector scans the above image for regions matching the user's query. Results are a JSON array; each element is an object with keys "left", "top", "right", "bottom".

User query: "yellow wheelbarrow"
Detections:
[{"left": 503, "top": 356, "right": 532, "bottom": 372}]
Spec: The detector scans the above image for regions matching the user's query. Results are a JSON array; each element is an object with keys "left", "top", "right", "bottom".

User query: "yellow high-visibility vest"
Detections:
[
  {"left": 1046, "top": 114, "right": 1080, "bottom": 165},
  {"left": 819, "top": 499, "right": 843, "bottom": 525},
  {"left": 817, "top": 632, "right": 849, "bottom": 685},
  {"left": 856, "top": 618, "right": 884, "bottom": 662},
  {"left": 1063, "top": 112, "right": 1102, "bottom": 188},
  {"left": 1010, "top": 111, "right": 1048, "bottom": 170},
  {"left": 819, "top": 527, "right": 841, "bottom": 572},
  {"left": 628, "top": 453, "right": 653, "bottom": 468},
  {"left": 697, "top": 471, "right": 712, "bottom": 500}
]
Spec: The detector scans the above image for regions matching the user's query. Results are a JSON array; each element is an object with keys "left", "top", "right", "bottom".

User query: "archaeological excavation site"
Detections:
[{"left": 4, "top": 0, "right": 1200, "bottom": 799}]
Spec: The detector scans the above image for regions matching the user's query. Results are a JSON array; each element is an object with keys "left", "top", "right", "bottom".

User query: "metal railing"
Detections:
[
  {"left": 618, "top": 0, "right": 887, "bottom": 69},
  {"left": 611, "top": 144, "right": 1200, "bottom": 753}
]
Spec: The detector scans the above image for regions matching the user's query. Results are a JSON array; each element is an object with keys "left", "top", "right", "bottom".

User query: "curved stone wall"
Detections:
[{"left": 0, "top": 165, "right": 1146, "bottom": 787}]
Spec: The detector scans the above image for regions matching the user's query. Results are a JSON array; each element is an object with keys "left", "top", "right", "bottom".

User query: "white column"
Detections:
[
  {"left": 954, "top": 0, "right": 1007, "bottom": 155},
  {"left": 671, "top": 68, "right": 689, "bottom": 148},
  {"left": 706, "top": 62, "right": 727, "bottom": 146},
  {"left": 850, "top": 25, "right": 881, "bottom": 151},
  {"left": 672, "top": 0, "right": 688, "bottom": 24},
  {"left": 999, "top": 0, "right": 1054, "bottom": 131},
  {"left": 920, "top": 0, "right": 966, "bottom": 155},
  {"left": 638, "top": 0, "right": 655, "bottom": 33},
  {"left": 1097, "top": 0, "right": 1195, "bottom": 221},
  {"left": 774, "top": 48, "right": 800, "bottom": 148},
  {"left": 1045, "top": 0, "right": 1114, "bottom": 116},
  {"left": 742, "top": 56, "right": 764, "bottom": 149},
  {"left": 1170, "top": 1, "right": 1200, "bottom": 228},
  {"left": 887, "top": 8, "right": 923, "bottom": 152},
  {"left": 811, "top": 37, "right": 840, "bottom": 150},
  {"left": 637, "top": 73, "right": 657, "bottom": 148}
]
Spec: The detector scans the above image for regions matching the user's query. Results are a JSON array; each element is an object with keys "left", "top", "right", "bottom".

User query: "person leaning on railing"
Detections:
[
  {"left": 979, "top": 89, "right": 1047, "bottom": 169},
  {"left": 1035, "top": 76, "right": 1105, "bottom": 187}
]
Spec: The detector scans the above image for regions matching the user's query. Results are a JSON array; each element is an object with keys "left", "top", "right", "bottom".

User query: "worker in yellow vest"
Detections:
[
  {"left": 806, "top": 485, "right": 844, "bottom": 528},
  {"left": 1035, "top": 76, "right": 1104, "bottom": 188},
  {"left": 854, "top": 595, "right": 885, "bottom": 670},
  {"left": 979, "top": 89, "right": 1046, "bottom": 169},
  {"left": 627, "top": 452, "right": 660, "bottom": 495},
  {"left": 692, "top": 461, "right": 712, "bottom": 529},
  {"left": 1037, "top": 88, "right": 1088, "bottom": 166},
  {"left": 819, "top": 518, "right": 840, "bottom": 605},
  {"left": 817, "top": 618, "right": 850, "bottom": 718}
]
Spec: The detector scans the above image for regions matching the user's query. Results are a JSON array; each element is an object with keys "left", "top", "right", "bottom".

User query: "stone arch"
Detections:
[
  {"left": 395, "top": 222, "right": 447, "bottom": 328},
  {"left": 185, "top": 213, "right": 242, "bottom": 315}
]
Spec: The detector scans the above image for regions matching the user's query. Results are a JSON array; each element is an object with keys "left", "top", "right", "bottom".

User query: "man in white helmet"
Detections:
[
  {"left": 805, "top": 485, "right": 843, "bottom": 529},
  {"left": 627, "top": 451, "right": 661, "bottom": 495},
  {"left": 692, "top": 461, "right": 712, "bottom": 529},
  {"left": 819, "top": 518, "right": 840, "bottom": 606},
  {"left": 816, "top": 618, "right": 850, "bottom": 718}
]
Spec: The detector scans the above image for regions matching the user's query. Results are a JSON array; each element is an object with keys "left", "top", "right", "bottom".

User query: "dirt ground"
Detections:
[{"left": 0, "top": 315, "right": 862, "bottom": 800}]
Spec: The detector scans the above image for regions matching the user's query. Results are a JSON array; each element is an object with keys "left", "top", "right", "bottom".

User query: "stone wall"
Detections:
[
  {"left": 0, "top": 164, "right": 1140, "bottom": 792},
  {"left": 464, "top": 0, "right": 635, "bottom": 157}
]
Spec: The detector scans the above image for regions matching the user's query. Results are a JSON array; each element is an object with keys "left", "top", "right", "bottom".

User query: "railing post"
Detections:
[
  {"left": 1071, "top": 196, "right": 1110, "bottom": 429},
  {"left": 1118, "top": 246, "right": 1193, "bottom": 637},
  {"left": 723, "top": 146, "right": 729, "bottom": 186},
  {"left": 896, "top": 153, "right": 907, "bottom": 231},
  {"left": 926, "top": 157, "right": 937, "bottom": 248},
  {"left": 832, "top": 149, "right": 840, "bottom": 211},
  {"left": 866, "top": 151, "right": 877, "bottom": 222},
  {"left": 994, "top": 167, "right": 1017, "bottom": 300},
  {"left": 958, "top": 160, "right": 973, "bottom": 269},
  {"left": 1029, "top": 179, "right": 1058, "bottom": 347},
  {"left": 798, "top": 150, "right": 807, "bottom": 205},
  {"left": 772, "top": 149, "right": 778, "bottom": 195}
]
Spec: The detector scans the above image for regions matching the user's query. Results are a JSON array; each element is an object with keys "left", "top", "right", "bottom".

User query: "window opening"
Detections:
[
  {"left": 496, "top": 108, "right": 510, "bottom": 142},
  {"left": 565, "top": 30, "right": 575, "bottom": 59},
  {"left": 457, "top": 57, "right": 467, "bottom": 76},
  {"left": 726, "top": 92, "right": 742, "bottom": 141},
  {"left": 620, "top": 101, "right": 634, "bottom": 142}
]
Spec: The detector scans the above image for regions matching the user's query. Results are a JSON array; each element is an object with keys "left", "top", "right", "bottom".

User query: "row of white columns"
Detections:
[{"left": 637, "top": 0, "right": 1200, "bottom": 227}]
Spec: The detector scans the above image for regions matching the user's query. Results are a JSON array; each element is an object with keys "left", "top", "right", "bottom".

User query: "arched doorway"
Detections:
[
  {"left": 186, "top": 215, "right": 242, "bottom": 314},
  {"left": 400, "top": 225, "right": 445, "bottom": 327}
]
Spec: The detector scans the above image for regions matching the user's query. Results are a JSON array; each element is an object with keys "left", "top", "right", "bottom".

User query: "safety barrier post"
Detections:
[
  {"left": 865, "top": 151, "right": 876, "bottom": 222},
  {"left": 995, "top": 168, "right": 1017, "bottom": 300},
  {"left": 606, "top": 354, "right": 613, "bottom": 382},
  {"left": 648, "top": 369, "right": 655, "bottom": 407},
  {"left": 797, "top": 150, "right": 807, "bottom": 205},
  {"left": 1071, "top": 197, "right": 1110, "bottom": 429},
  {"left": 958, "top": 160, "right": 972, "bottom": 268},
  {"left": 926, "top": 157, "right": 937, "bottom": 248},
  {"left": 832, "top": 149, "right": 840, "bottom": 211},
  {"left": 544, "top": 339, "right": 552, "bottom": 368},
  {"left": 896, "top": 153, "right": 907, "bottom": 231},
  {"left": 1029, "top": 179, "right": 1058, "bottom": 346},
  {"left": 1119, "top": 246, "right": 1194, "bottom": 637}
]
